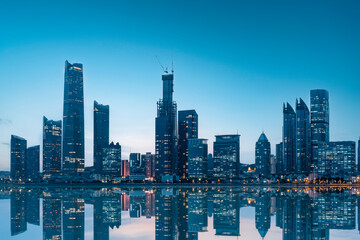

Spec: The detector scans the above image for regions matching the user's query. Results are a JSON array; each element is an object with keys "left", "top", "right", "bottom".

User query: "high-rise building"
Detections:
[
  {"left": 102, "top": 142, "right": 121, "bottom": 176},
  {"left": 178, "top": 110, "right": 198, "bottom": 180},
  {"left": 213, "top": 134, "right": 240, "bottom": 181},
  {"left": 255, "top": 193, "right": 271, "bottom": 239},
  {"left": 10, "top": 189, "right": 27, "bottom": 236},
  {"left": 283, "top": 103, "right": 296, "bottom": 174},
  {"left": 255, "top": 132, "right": 271, "bottom": 177},
  {"left": 26, "top": 145, "right": 40, "bottom": 182},
  {"left": 310, "top": 89, "right": 329, "bottom": 172},
  {"left": 43, "top": 117, "right": 62, "bottom": 178},
  {"left": 188, "top": 139, "right": 208, "bottom": 181},
  {"left": 144, "top": 152, "right": 155, "bottom": 179},
  {"left": 10, "top": 135, "right": 27, "bottom": 182},
  {"left": 62, "top": 60, "right": 85, "bottom": 174},
  {"left": 207, "top": 153, "right": 214, "bottom": 178},
  {"left": 130, "top": 153, "right": 144, "bottom": 175},
  {"left": 295, "top": 98, "right": 311, "bottom": 174},
  {"left": 155, "top": 188, "right": 178, "bottom": 239},
  {"left": 94, "top": 101, "right": 109, "bottom": 174},
  {"left": 155, "top": 71, "right": 178, "bottom": 182},
  {"left": 276, "top": 142, "right": 283, "bottom": 175},
  {"left": 25, "top": 189, "right": 40, "bottom": 225},
  {"left": 316, "top": 141, "right": 356, "bottom": 177},
  {"left": 188, "top": 191, "right": 208, "bottom": 233}
]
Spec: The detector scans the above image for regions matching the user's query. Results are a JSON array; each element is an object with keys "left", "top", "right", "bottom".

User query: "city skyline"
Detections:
[{"left": 1, "top": 1, "right": 360, "bottom": 171}]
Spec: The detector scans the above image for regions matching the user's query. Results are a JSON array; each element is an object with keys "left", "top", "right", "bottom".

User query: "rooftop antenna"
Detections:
[
  {"left": 156, "top": 56, "right": 167, "bottom": 73},
  {"left": 171, "top": 55, "right": 174, "bottom": 73}
]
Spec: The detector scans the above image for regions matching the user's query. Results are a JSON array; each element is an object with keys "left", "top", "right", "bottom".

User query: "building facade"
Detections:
[
  {"left": 144, "top": 152, "right": 155, "bottom": 179},
  {"left": 316, "top": 141, "right": 356, "bottom": 177},
  {"left": 255, "top": 132, "right": 271, "bottom": 177},
  {"left": 43, "top": 117, "right": 62, "bottom": 178},
  {"left": 276, "top": 142, "right": 283, "bottom": 175},
  {"left": 155, "top": 71, "right": 178, "bottom": 182},
  {"left": 178, "top": 110, "right": 198, "bottom": 181},
  {"left": 94, "top": 101, "right": 109, "bottom": 174},
  {"left": 10, "top": 135, "right": 27, "bottom": 182},
  {"left": 213, "top": 134, "right": 240, "bottom": 181},
  {"left": 188, "top": 138, "right": 208, "bottom": 181},
  {"left": 295, "top": 98, "right": 311, "bottom": 174},
  {"left": 102, "top": 142, "right": 121, "bottom": 176},
  {"left": 283, "top": 103, "right": 296, "bottom": 174},
  {"left": 62, "top": 60, "right": 85, "bottom": 174},
  {"left": 310, "top": 89, "right": 329, "bottom": 172},
  {"left": 26, "top": 145, "right": 40, "bottom": 182}
]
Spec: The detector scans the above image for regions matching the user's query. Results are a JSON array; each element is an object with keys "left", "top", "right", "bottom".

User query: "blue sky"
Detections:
[{"left": 0, "top": 0, "right": 359, "bottom": 170}]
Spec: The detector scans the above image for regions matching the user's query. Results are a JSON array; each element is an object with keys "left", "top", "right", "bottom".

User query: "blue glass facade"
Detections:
[
  {"left": 25, "top": 145, "right": 40, "bottom": 182},
  {"left": 94, "top": 101, "right": 109, "bottom": 174},
  {"left": 62, "top": 60, "right": 85, "bottom": 174},
  {"left": 255, "top": 132, "right": 271, "bottom": 177},
  {"left": 283, "top": 103, "right": 296, "bottom": 174},
  {"left": 187, "top": 138, "right": 208, "bottom": 180},
  {"left": 10, "top": 135, "right": 27, "bottom": 182},
  {"left": 43, "top": 117, "right": 62, "bottom": 178}
]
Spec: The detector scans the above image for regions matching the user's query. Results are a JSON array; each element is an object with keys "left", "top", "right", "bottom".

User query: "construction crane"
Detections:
[{"left": 156, "top": 56, "right": 168, "bottom": 73}]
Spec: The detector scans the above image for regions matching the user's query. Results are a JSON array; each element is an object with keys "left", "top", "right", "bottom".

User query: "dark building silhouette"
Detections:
[
  {"left": 94, "top": 101, "right": 109, "bottom": 174},
  {"left": 43, "top": 117, "right": 62, "bottom": 178},
  {"left": 276, "top": 142, "right": 283, "bottom": 175},
  {"left": 296, "top": 98, "right": 311, "bottom": 174},
  {"left": 62, "top": 60, "right": 85, "bottom": 174},
  {"left": 283, "top": 103, "right": 296, "bottom": 174},
  {"left": 10, "top": 188, "right": 27, "bottom": 236},
  {"left": 155, "top": 71, "right": 178, "bottom": 182},
  {"left": 255, "top": 132, "right": 271, "bottom": 177},
  {"left": 102, "top": 142, "right": 121, "bottom": 176},
  {"left": 358, "top": 138, "right": 360, "bottom": 173},
  {"left": 255, "top": 193, "right": 271, "bottom": 239},
  {"left": 43, "top": 196, "right": 62, "bottom": 240},
  {"left": 178, "top": 110, "right": 198, "bottom": 181},
  {"left": 10, "top": 135, "right": 27, "bottom": 182},
  {"left": 213, "top": 191, "right": 240, "bottom": 236},
  {"left": 121, "top": 160, "right": 130, "bottom": 178},
  {"left": 25, "top": 145, "right": 40, "bottom": 182},
  {"left": 213, "top": 135, "right": 240, "bottom": 180},
  {"left": 145, "top": 192, "right": 155, "bottom": 218},
  {"left": 316, "top": 141, "right": 356, "bottom": 177},
  {"left": 188, "top": 139, "right": 208, "bottom": 181},
  {"left": 310, "top": 89, "right": 329, "bottom": 173},
  {"left": 144, "top": 152, "right": 156, "bottom": 179},
  {"left": 62, "top": 197, "right": 85, "bottom": 240}
]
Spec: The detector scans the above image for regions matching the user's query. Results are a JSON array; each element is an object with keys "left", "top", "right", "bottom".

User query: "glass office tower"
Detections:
[
  {"left": 43, "top": 117, "right": 62, "bottom": 178},
  {"left": 94, "top": 101, "right": 109, "bottom": 174}
]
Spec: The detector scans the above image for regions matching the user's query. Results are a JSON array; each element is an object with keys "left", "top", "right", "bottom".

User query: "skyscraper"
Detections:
[
  {"left": 310, "top": 89, "right": 329, "bottom": 172},
  {"left": 155, "top": 70, "right": 178, "bottom": 182},
  {"left": 255, "top": 132, "right": 271, "bottom": 177},
  {"left": 144, "top": 152, "right": 156, "bottom": 179},
  {"left": 62, "top": 60, "right": 85, "bottom": 174},
  {"left": 129, "top": 153, "right": 144, "bottom": 175},
  {"left": 62, "top": 197, "right": 85, "bottom": 240},
  {"left": 43, "top": 196, "right": 62, "bottom": 240},
  {"left": 178, "top": 110, "right": 198, "bottom": 181},
  {"left": 10, "top": 135, "right": 27, "bottom": 182},
  {"left": 43, "top": 117, "right": 62, "bottom": 178},
  {"left": 295, "top": 98, "right": 311, "bottom": 174},
  {"left": 255, "top": 193, "right": 271, "bottom": 239},
  {"left": 26, "top": 145, "right": 40, "bottom": 182},
  {"left": 276, "top": 142, "right": 283, "bottom": 175},
  {"left": 102, "top": 142, "right": 122, "bottom": 176},
  {"left": 188, "top": 138, "right": 208, "bottom": 181},
  {"left": 213, "top": 134, "right": 240, "bottom": 181},
  {"left": 94, "top": 101, "right": 109, "bottom": 174},
  {"left": 283, "top": 103, "right": 296, "bottom": 174}
]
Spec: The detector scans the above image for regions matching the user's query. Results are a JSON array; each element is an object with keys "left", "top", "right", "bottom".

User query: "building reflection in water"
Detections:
[{"left": 3, "top": 186, "right": 360, "bottom": 239}]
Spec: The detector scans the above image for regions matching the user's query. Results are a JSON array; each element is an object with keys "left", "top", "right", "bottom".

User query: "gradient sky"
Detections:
[{"left": 0, "top": 0, "right": 360, "bottom": 170}]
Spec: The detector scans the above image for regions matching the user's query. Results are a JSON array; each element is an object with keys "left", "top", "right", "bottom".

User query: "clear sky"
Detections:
[{"left": 0, "top": 0, "right": 359, "bottom": 170}]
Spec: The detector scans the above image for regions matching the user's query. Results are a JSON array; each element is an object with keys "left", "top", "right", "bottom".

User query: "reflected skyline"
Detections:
[{"left": 1, "top": 186, "right": 359, "bottom": 239}]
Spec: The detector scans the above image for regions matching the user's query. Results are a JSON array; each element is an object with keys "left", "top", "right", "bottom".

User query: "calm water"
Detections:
[{"left": 0, "top": 186, "right": 359, "bottom": 240}]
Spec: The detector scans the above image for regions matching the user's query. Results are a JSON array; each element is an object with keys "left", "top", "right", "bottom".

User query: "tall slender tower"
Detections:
[
  {"left": 93, "top": 101, "right": 109, "bottom": 174},
  {"left": 10, "top": 135, "right": 27, "bottom": 182},
  {"left": 283, "top": 103, "right": 296, "bottom": 174},
  {"left": 310, "top": 89, "right": 329, "bottom": 173},
  {"left": 295, "top": 98, "right": 311, "bottom": 174},
  {"left": 155, "top": 70, "right": 178, "bottom": 182},
  {"left": 178, "top": 110, "right": 198, "bottom": 181},
  {"left": 62, "top": 60, "right": 85, "bottom": 174}
]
